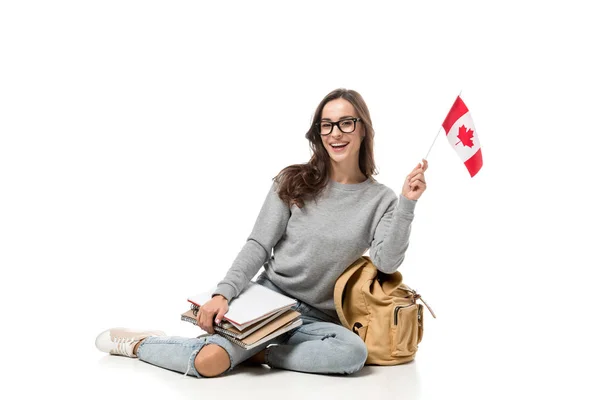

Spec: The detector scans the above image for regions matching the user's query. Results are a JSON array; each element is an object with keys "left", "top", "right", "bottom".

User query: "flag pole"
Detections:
[
  {"left": 423, "top": 90, "right": 462, "bottom": 161},
  {"left": 423, "top": 126, "right": 442, "bottom": 160}
]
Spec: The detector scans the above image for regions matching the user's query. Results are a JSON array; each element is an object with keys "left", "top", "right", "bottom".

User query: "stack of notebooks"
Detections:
[{"left": 181, "top": 281, "right": 302, "bottom": 350}]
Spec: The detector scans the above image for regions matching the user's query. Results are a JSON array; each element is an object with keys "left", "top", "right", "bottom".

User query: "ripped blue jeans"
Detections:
[{"left": 137, "top": 273, "right": 368, "bottom": 378}]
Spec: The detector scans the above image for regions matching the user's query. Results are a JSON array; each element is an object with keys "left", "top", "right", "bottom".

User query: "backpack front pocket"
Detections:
[{"left": 390, "top": 303, "right": 420, "bottom": 357}]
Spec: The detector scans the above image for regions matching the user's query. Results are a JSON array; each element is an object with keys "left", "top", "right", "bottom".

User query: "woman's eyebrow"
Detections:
[{"left": 321, "top": 115, "right": 354, "bottom": 121}]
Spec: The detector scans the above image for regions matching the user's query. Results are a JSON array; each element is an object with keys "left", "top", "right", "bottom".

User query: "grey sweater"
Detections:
[{"left": 212, "top": 177, "right": 417, "bottom": 318}]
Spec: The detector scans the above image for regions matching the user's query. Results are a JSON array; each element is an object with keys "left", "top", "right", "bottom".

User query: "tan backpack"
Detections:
[{"left": 333, "top": 256, "right": 436, "bottom": 365}]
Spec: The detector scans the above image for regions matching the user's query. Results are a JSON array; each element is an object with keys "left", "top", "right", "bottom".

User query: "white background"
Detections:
[{"left": 1, "top": 1, "right": 598, "bottom": 399}]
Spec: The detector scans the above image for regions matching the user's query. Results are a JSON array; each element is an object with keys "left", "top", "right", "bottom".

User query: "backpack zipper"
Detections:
[
  {"left": 394, "top": 297, "right": 435, "bottom": 325},
  {"left": 394, "top": 305, "right": 407, "bottom": 325}
]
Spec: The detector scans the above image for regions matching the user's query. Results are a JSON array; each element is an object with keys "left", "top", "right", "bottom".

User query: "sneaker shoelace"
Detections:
[{"left": 110, "top": 336, "right": 140, "bottom": 357}]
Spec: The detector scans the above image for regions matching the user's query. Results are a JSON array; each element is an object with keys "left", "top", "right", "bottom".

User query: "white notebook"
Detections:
[{"left": 188, "top": 281, "right": 298, "bottom": 330}]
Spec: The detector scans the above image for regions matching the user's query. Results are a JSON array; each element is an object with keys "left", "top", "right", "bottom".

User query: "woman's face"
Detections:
[{"left": 319, "top": 98, "right": 364, "bottom": 167}]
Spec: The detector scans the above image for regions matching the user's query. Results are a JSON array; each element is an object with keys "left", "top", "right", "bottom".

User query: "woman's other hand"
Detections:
[
  {"left": 402, "top": 159, "right": 428, "bottom": 201},
  {"left": 197, "top": 295, "right": 229, "bottom": 334}
]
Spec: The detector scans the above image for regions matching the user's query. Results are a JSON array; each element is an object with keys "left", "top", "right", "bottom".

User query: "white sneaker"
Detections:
[{"left": 95, "top": 327, "right": 166, "bottom": 358}]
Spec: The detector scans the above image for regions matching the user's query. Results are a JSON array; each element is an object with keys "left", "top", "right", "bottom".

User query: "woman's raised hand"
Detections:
[
  {"left": 197, "top": 295, "right": 229, "bottom": 334},
  {"left": 402, "top": 159, "right": 428, "bottom": 201}
]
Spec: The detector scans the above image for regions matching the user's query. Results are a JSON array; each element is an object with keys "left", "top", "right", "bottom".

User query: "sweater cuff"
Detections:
[
  {"left": 398, "top": 194, "right": 417, "bottom": 214},
  {"left": 212, "top": 284, "right": 235, "bottom": 303}
]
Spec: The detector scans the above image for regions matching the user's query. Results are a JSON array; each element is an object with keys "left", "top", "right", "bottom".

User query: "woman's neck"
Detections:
[{"left": 330, "top": 167, "right": 367, "bottom": 184}]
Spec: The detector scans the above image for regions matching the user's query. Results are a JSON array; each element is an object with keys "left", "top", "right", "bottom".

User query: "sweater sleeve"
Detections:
[
  {"left": 212, "top": 180, "right": 291, "bottom": 302},
  {"left": 368, "top": 193, "right": 417, "bottom": 274}
]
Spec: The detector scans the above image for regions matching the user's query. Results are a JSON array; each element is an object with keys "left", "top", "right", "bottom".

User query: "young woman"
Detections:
[{"left": 95, "top": 88, "right": 428, "bottom": 378}]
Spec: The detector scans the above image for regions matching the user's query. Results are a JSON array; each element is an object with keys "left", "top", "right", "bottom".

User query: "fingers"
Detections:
[
  {"left": 196, "top": 309, "right": 207, "bottom": 333},
  {"left": 407, "top": 159, "right": 429, "bottom": 183},
  {"left": 198, "top": 308, "right": 216, "bottom": 334},
  {"left": 409, "top": 178, "right": 426, "bottom": 190},
  {"left": 410, "top": 159, "right": 429, "bottom": 173},
  {"left": 215, "top": 309, "right": 226, "bottom": 325},
  {"left": 403, "top": 159, "right": 429, "bottom": 199},
  {"left": 409, "top": 173, "right": 426, "bottom": 186},
  {"left": 196, "top": 296, "right": 229, "bottom": 335},
  {"left": 409, "top": 183, "right": 425, "bottom": 192},
  {"left": 407, "top": 168, "right": 426, "bottom": 182}
]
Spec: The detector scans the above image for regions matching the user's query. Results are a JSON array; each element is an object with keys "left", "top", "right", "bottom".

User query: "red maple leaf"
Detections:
[{"left": 455, "top": 125, "right": 475, "bottom": 148}]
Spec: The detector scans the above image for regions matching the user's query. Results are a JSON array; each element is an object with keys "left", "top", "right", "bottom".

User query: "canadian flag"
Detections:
[{"left": 441, "top": 96, "right": 483, "bottom": 177}]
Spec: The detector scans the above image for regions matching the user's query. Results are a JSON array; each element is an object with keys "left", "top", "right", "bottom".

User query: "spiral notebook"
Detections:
[
  {"left": 181, "top": 308, "right": 302, "bottom": 350},
  {"left": 181, "top": 306, "right": 288, "bottom": 339},
  {"left": 187, "top": 281, "right": 299, "bottom": 330},
  {"left": 182, "top": 280, "right": 302, "bottom": 349}
]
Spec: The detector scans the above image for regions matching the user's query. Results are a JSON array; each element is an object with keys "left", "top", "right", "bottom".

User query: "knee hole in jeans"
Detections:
[{"left": 194, "top": 344, "right": 231, "bottom": 378}]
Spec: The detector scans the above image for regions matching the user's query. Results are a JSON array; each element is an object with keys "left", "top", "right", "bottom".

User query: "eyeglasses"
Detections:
[{"left": 316, "top": 117, "right": 361, "bottom": 136}]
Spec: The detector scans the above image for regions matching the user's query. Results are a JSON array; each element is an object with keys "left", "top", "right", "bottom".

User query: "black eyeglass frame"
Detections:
[{"left": 315, "top": 117, "right": 362, "bottom": 136}]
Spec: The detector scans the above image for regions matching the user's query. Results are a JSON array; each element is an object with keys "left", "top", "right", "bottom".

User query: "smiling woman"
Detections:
[
  {"left": 95, "top": 88, "right": 429, "bottom": 379},
  {"left": 319, "top": 101, "right": 365, "bottom": 180},
  {"left": 271, "top": 89, "right": 380, "bottom": 208}
]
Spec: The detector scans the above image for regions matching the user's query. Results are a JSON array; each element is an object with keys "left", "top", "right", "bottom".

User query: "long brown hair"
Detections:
[{"left": 273, "top": 88, "right": 379, "bottom": 208}]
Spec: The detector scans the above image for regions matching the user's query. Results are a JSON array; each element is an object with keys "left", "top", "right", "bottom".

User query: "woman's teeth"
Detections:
[{"left": 331, "top": 143, "right": 348, "bottom": 151}]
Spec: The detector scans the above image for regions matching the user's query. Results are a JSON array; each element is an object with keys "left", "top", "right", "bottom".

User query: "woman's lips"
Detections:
[{"left": 331, "top": 143, "right": 348, "bottom": 152}]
